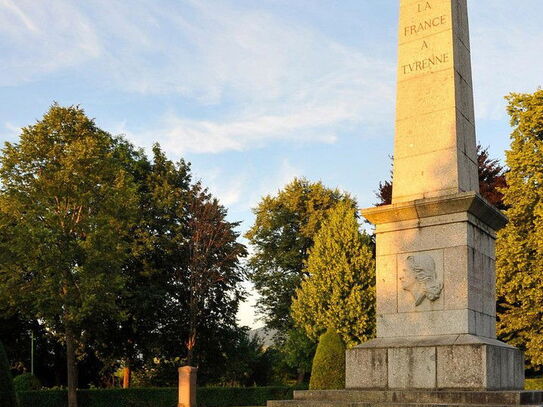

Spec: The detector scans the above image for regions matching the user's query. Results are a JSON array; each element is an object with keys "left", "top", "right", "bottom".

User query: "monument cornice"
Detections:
[{"left": 361, "top": 191, "right": 507, "bottom": 231}]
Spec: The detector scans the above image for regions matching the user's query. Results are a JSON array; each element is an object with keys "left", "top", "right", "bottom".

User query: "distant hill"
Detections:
[{"left": 249, "top": 327, "right": 278, "bottom": 349}]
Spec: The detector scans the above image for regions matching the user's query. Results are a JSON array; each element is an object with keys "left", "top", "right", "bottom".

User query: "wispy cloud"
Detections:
[
  {"left": 0, "top": 122, "right": 21, "bottom": 142},
  {"left": 2, "top": 0, "right": 540, "bottom": 155},
  {"left": 0, "top": 0, "right": 394, "bottom": 153},
  {"left": 0, "top": 0, "right": 100, "bottom": 85}
]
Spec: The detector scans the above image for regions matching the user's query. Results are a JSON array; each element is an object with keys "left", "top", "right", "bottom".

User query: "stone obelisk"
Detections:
[{"left": 346, "top": 0, "right": 525, "bottom": 390}]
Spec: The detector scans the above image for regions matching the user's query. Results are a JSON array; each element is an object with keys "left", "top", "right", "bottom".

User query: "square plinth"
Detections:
[
  {"left": 345, "top": 335, "right": 524, "bottom": 390},
  {"left": 363, "top": 193, "right": 506, "bottom": 340}
]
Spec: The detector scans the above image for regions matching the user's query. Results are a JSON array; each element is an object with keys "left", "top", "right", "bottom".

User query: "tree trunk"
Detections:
[
  {"left": 122, "top": 366, "right": 131, "bottom": 389},
  {"left": 296, "top": 368, "right": 305, "bottom": 385},
  {"left": 186, "top": 331, "right": 196, "bottom": 366},
  {"left": 66, "top": 329, "right": 78, "bottom": 407}
]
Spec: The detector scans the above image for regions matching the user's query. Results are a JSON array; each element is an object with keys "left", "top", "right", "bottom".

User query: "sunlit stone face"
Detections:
[{"left": 392, "top": 0, "right": 479, "bottom": 203}]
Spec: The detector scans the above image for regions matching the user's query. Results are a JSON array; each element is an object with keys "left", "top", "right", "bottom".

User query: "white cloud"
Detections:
[
  {"left": 5, "top": 0, "right": 540, "bottom": 154},
  {"left": 0, "top": 0, "right": 395, "bottom": 154},
  {"left": 0, "top": 0, "right": 101, "bottom": 85},
  {"left": 194, "top": 167, "right": 248, "bottom": 207},
  {"left": 0, "top": 122, "right": 21, "bottom": 142}
]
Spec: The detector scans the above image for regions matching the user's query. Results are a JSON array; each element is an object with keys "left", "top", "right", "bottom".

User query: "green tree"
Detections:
[
  {"left": 88, "top": 143, "right": 246, "bottom": 386},
  {"left": 291, "top": 202, "right": 375, "bottom": 348},
  {"left": 0, "top": 105, "right": 138, "bottom": 407},
  {"left": 497, "top": 89, "right": 543, "bottom": 370},
  {"left": 89, "top": 142, "right": 192, "bottom": 387},
  {"left": 183, "top": 182, "right": 247, "bottom": 366},
  {"left": 246, "top": 178, "right": 356, "bottom": 334},
  {"left": 279, "top": 328, "right": 316, "bottom": 385},
  {"left": 309, "top": 328, "right": 345, "bottom": 390},
  {"left": 0, "top": 340, "right": 17, "bottom": 407}
]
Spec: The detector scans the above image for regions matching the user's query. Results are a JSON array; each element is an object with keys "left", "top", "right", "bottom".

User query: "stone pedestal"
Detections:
[
  {"left": 345, "top": 193, "right": 524, "bottom": 390},
  {"left": 346, "top": 335, "right": 523, "bottom": 390},
  {"left": 178, "top": 366, "right": 197, "bottom": 407}
]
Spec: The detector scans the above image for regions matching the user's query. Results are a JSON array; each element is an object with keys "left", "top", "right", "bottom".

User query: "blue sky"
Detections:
[{"left": 1, "top": 0, "right": 542, "bottom": 328}]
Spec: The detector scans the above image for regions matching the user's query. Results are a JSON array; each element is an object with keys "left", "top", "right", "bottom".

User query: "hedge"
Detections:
[
  {"left": 309, "top": 328, "right": 345, "bottom": 390},
  {"left": 13, "top": 373, "right": 41, "bottom": 392},
  {"left": 17, "top": 386, "right": 298, "bottom": 407},
  {"left": 525, "top": 377, "right": 543, "bottom": 390}
]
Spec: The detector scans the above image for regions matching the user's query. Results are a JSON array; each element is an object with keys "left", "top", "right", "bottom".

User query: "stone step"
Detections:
[
  {"left": 268, "top": 401, "right": 543, "bottom": 407},
  {"left": 289, "top": 390, "right": 543, "bottom": 405}
]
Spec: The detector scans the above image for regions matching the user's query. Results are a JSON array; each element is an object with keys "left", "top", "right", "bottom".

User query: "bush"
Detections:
[
  {"left": 13, "top": 373, "right": 41, "bottom": 392},
  {"left": 0, "top": 340, "right": 18, "bottom": 407},
  {"left": 525, "top": 377, "right": 543, "bottom": 390},
  {"left": 309, "top": 328, "right": 345, "bottom": 390},
  {"left": 17, "top": 386, "right": 297, "bottom": 407},
  {"left": 18, "top": 390, "right": 67, "bottom": 407}
]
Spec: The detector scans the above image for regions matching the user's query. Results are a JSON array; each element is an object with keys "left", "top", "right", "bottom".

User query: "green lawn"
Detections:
[{"left": 525, "top": 377, "right": 543, "bottom": 390}]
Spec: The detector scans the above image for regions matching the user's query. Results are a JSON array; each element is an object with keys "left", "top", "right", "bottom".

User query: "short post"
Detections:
[{"left": 178, "top": 366, "right": 197, "bottom": 407}]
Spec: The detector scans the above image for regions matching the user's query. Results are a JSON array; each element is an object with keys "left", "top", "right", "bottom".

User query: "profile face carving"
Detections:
[{"left": 400, "top": 254, "right": 443, "bottom": 306}]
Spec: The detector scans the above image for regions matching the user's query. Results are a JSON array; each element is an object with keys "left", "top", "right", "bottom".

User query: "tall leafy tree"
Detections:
[
  {"left": 497, "top": 89, "right": 543, "bottom": 370},
  {"left": 375, "top": 146, "right": 507, "bottom": 208},
  {"left": 91, "top": 142, "right": 193, "bottom": 387},
  {"left": 89, "top": 142, "right": 247, "bottom": 384},
  {"left": 291, "top": 202, "right": 375, "bottom": 348},
  {"left": 0, "top": 105, "right": 138, "bottom": 407},
  {"left": 246, "top": 178, "right": 356, "bottom": 334},
  {"left": 183, "top": 182, "right": 247, "bottom": 366}
]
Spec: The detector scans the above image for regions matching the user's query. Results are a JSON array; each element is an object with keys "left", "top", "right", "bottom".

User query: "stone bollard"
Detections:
[{"left": 178, "top": 366, "right": 197, "bottom": 407}]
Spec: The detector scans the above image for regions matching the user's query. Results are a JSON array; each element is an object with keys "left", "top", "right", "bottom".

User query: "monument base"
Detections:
[
  {"left": 267, "top": 388, "right": 543, "bottom": 407},
  {"left": 345, "top": 335, "right": 524, "bottom": 390}
]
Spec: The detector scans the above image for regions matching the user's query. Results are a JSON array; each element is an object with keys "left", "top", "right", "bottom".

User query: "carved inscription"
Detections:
[
  {"left": 402, "top": 53, "right": 449, "bottom": 75},
  {"left": 400, "top": 1, "right": 451, "bottom": 76},
  {"left": 404, "top": 15, "right": 446, "bottom": 37},
  {"left": 400, "top": 254, "right": 443, "bottom": 306}
]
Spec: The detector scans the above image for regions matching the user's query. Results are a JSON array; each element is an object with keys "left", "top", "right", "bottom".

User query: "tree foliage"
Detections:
[
  {"left": 0, "top": 104, "right": 138, "bottom": 406},
  {"left": 0, "top": 104, "right": 249, "bottom": 393},
  {"left": 278, "top": 328, "right": 316, "bottom": 385},
  {"left": 291, "top": 202, "right": 375, "bottom": 348},
  {"left": 497, "top": 89, "right": 543, "bottom": 370},
  {"left": 85, "top": 143, "right": 247, "bottom": 385},
  {"left": 246, "top": 178, "right": 356, "bottom": 334},
  {"left": 477, "top": 145, "right": 508, "bottom": 210},
  {"left": 308, "top": 328, "right": 345, "bottom": 390}
]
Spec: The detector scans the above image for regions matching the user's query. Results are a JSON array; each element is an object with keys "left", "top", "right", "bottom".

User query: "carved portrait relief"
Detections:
[{"left": 400, "top": 253, "right": 443, "bottom": 307}]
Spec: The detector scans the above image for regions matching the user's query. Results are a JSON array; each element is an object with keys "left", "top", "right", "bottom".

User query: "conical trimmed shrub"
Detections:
[
  {"left": 0, "top": 340, "right": 17, "bottom": 407},
  {"left": 309, "top": 328, "right": 345, "bottom": 390}
]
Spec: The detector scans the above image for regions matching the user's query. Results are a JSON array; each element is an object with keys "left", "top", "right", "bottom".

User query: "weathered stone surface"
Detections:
[
  {"left": 391, "top": 0, "right": 479, "bottom": 204},
  {"left": 345, "top": 336, "right": 524, "bottom": 391},
  {"left": 377, "top": 309, "right": 471, "bottom": 338},
  {"left": 269, "top": 389, "right": 543, "bottom": 405},
  {"left": 376, "top": 255, "right": 398, "bottom": 314},
  {"left": 346, "top": 348, "right": 387, "bottom": 389},
  {"left": 388, "top": 347, "right": 436, "bottom": 389},
  {"left": 362, "top": 192, "right": 507, "bottom": 231},
  {"left": 436, "top": 345, "right": 485, "bottom": 388}
]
